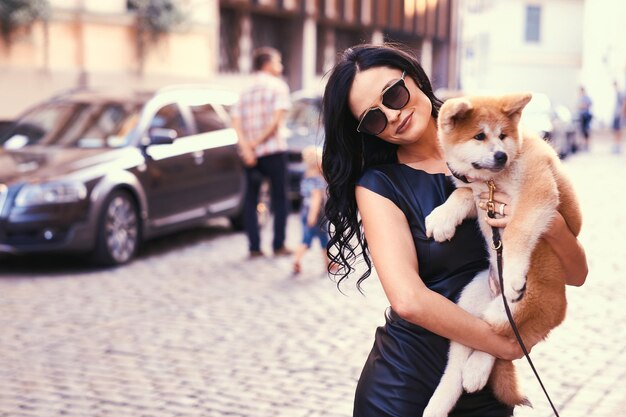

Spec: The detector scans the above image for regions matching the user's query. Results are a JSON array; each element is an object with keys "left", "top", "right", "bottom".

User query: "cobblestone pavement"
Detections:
[{"left": 0, "top": 132, "right": 625, "bottom": 417}]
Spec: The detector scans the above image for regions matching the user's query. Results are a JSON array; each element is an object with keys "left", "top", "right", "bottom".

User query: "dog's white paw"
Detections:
[
  {"left": 423, "top": 403, "right": 450, "bottom": 417},
  {"left": 425, "top": 205, "right": 458, "bottom": 242},
  {"left": 482, "top": 298, "right": 509, "bottom": 326},
  {"left": 424, "top": 388, "right": 457, "bottom": 417},
  {"left": 462, "top": 351, "right": 495, "bottom": 393},
  {"left": 502, "top": 261, "right": 528, "bottom": 303}
]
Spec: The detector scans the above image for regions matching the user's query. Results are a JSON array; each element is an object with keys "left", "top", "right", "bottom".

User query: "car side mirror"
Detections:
[{"left": 148, "top": 128, "right": 177, "bottom": 145}]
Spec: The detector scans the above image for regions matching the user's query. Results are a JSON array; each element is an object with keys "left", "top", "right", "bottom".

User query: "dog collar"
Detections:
[{"left": 447, "top": 163, "right": 472, "bottom": 184}]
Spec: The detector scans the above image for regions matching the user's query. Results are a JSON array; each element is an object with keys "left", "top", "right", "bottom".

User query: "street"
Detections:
[{"left": 1, "top": 133, "right": 625, "bottom": 417}]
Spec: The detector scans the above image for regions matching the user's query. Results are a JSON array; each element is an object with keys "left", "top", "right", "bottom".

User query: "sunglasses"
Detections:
[{"left": 356, "top": 71, "right": 411, "bottom": 136}]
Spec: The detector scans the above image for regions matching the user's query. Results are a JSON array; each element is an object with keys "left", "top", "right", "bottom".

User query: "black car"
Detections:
[
  {"left": 0, "top": 86, "right": 246, "bottom": 265},
  {"left": 285, "top": 91, "right": 324, "bottom": 208}
]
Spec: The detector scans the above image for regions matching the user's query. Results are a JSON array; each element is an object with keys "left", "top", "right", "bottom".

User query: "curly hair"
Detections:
[{"left": 322, "top": 43, "right": 442, "bottom": 290}]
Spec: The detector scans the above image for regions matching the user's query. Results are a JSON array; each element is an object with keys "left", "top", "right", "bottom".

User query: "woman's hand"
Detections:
[
  {"left": 490, "top": 333, "right": 528, "bottom": 361},
  {"left": 478, "top": 191, "right": 511, "bottom": 228}
]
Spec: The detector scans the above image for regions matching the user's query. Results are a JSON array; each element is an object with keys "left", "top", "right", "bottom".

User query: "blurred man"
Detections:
[
  {"left": 577, "top": 86, "right": 593, "bottom": 151},
  {"left": 231, "top": 47, "right": 292, "bottom": 258},
  {"left": 612, "top": 81, "right": 625, "bottom": 154}
]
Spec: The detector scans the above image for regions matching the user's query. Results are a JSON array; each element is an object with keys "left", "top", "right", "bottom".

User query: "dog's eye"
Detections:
[
  {"left": 499, "top": 133, "right": 507, "bottom": 140},
  {"left": 474, "top": 132, "right": 486, "bottom": 141}
]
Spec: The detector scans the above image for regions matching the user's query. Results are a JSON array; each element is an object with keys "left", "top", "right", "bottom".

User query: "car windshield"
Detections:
[{"left": 0, "top": 100, "right": 144, "bottom": 150}]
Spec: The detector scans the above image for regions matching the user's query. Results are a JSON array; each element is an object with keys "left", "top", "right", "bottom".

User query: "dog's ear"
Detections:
[
  {"left": 438, "top": 98, "right": 473, "bottom": 134},
  {"left": 501, "top": 93, "right": 532, "bottom": 117}
]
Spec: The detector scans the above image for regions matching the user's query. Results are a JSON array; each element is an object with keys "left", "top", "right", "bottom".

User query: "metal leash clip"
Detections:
[
  {"left": 486, "top": 179, "right": 497, "bottom": 218},
  {"left": 486, "top": 180, "right": 501, "bottom": 250}
]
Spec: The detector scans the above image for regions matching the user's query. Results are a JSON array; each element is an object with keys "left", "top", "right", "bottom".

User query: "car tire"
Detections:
[{"left": 92, "top": 189, "right": 140, "bottom": 266}]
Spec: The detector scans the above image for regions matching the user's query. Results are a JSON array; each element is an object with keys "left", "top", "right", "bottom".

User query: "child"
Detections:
[{"left": 292, "top": 146, "right": 332, "bottom": 274}]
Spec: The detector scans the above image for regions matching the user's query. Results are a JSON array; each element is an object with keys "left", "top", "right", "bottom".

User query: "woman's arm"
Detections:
[
  {"left": 480, "top": 192, "right": 588, "bottom": 287},
  {"left": 541, "top": 212, "right": 587, "bottom": 286},
  {"left": 356, "top": 186, "right": 524, "bottom": 360}
]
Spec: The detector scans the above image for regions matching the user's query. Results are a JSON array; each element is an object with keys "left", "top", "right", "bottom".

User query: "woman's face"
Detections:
[{"left": 348, "top": 66, "right": 433, "bottom": 145}]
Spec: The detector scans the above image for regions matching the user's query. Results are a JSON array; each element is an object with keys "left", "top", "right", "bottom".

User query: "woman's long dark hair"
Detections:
[{"left": 322, "top": 43, "right": 442, "bottom": 290}]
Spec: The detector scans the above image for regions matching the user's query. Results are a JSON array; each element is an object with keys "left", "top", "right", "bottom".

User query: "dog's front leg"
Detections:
[
  {"left": 424, "top": 341, "right": 473, "bottom": 417},
  {"left": 424, "top": 271, "right": 491, "bottom": 417},
  {"left": 426, "top": 187, "right": 476, "bottom": 242}
]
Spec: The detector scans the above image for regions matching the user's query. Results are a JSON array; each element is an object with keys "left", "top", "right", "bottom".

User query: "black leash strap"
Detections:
[{"left": 486, "top": 180, "right": 560, "bottom": 417}]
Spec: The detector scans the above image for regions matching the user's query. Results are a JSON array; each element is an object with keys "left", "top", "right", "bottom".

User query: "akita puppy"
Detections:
[{"left": 422, "top": 93, "right": 582, "bottom": 416}]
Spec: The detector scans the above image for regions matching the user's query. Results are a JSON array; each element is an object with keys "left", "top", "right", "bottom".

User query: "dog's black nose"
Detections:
[{"left": 494, "top": 152, "right": 508, "bottom": 166}]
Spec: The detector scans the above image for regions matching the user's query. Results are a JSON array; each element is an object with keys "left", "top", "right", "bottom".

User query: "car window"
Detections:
[
  {"left": 190, "top": 104, "right": 227, "bottom": 133},
  {"left": 58, "top": 103, "right": 141, "bottom": 148},
  {"left": 1, "top": 101, "right": 144, "bottom": 149},
  {"left": 288, "top": 100, "right": 321, "bottom": 130},
  {"left": 150, "top": 104, "right": 188, "bottom": 138},
  {"left": 1, "top": 103, "right": 74, "bottom": 149}
]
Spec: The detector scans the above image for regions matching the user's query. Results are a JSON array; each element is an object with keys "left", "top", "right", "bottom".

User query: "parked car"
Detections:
[
  {"left": 521, "top": 93, "right": 578, "bottom": 159},
  {"left": 284, "top": 90, "right": 324, "bottom": 208},
  {"left": 0, "top": 86, "right": 246, "bottom": 265}
]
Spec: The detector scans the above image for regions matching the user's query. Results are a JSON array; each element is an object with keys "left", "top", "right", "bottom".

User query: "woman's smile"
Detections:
[{"left": 396, "top": 111, "right": 413, "bottom": 134}]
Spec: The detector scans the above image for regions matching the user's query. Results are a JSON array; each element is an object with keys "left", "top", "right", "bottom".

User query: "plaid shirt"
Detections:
[{"left": 231, "top": 72, "right": 291, "bottom": 158}]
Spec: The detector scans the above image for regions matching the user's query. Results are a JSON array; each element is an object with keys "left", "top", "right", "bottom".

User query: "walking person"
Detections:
[
  {"left": 292, "top": 146, "right": 332, "bottom": 275},
  {"left": 611, "top": 81, "right": 625, "bottom": 154},
  {"left": 231, "top": 47, "right": 292, "bottom": 258},
  {"left": 577, "top": 86, "right": 593, "bottom": 151},
  {"left": 321, "top": 44, "right": 588, "bottom": 416}
]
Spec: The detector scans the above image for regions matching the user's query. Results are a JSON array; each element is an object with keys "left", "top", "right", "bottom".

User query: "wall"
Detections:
[
  {"left": 0, "top": 0, "right": 218, "bottom": 119},
  {"left": 460, "top": 0, "right": 584, "bottom": 110}
]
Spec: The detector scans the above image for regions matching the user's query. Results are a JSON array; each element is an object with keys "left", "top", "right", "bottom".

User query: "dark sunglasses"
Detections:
[{"left": 356, "top": 71, "right": 410, "bottom": 136}]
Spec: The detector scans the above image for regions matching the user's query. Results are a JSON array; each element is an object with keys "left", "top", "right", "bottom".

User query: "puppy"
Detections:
[{"left": 422, "top": 93, "right": 582, "bottom": 416}]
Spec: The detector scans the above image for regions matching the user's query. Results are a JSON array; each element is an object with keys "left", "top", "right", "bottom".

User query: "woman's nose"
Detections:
[{"left": 383, "top": 107, "right": 402, "bottom": 125}]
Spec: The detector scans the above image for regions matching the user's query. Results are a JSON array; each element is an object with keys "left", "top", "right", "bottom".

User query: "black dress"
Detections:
[{"left": 354, "top": 164, "right": 513, "bottom": 417}]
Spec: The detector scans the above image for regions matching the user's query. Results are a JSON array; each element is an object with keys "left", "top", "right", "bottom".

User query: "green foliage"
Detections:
[
  {"left": 0, "top": 0, "right": 50, "bottom": 43},
  {"left": 129, "top": 0, "right": 187, "bottom": 41}
]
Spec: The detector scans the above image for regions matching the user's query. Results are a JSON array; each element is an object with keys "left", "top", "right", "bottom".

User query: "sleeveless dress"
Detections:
[{"left": 354, "top": 164, "right": 513, "bottom": 417}]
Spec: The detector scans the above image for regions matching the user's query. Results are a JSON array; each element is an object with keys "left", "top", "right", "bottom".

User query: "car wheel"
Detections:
[{"left": 93, "top": 190, "right": 140, "bottom": 266}]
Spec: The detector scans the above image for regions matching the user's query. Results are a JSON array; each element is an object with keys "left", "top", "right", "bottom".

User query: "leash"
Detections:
[{"left": 486, "top": 180, "right": 561, "bottom": 417}]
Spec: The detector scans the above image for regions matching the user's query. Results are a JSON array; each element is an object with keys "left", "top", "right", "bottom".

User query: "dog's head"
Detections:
[{"left": 437, "top": 93, "right": 532, "bottom": 181}]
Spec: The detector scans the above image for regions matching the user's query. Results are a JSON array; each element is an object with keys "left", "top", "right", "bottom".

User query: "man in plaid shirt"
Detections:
[{"left": 231, "top": 47, "right": 292, "bottom": 258}]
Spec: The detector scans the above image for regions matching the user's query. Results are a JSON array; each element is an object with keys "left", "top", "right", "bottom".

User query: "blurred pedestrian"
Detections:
[
  {"left": 292, "top": 146, "right": 332, "bottom": 275},
  {"left": 322, "top": 43, "right": 588, "bottom": 416},
  {"left": 611, "top": 81, "right": 625, "bottom": 154},
  {"left": 577, "top": 86, "right": 593, "bottom": 150},
  {"left": 231, "top": 47, "right": 292, "bottom": 258}
]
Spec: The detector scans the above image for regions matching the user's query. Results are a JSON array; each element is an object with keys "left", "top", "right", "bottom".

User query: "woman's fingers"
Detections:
[
  {"left": 478, "top": 200, "right": 508, "bottom": 217},
  {"left": 484, "top": 216, "right": 508, "bottom": 228},
  {"left": 479, "top": 191, "right": 511, "bottom": 204}
]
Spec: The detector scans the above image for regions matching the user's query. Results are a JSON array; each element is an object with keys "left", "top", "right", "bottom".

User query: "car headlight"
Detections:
[{"left": 15, "top": 181, "right": 87, "bottom": 207}]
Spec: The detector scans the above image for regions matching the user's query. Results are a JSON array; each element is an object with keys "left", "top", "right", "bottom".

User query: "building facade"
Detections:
[
  {"left": 218, "top": 0, "right": 457, "bottom": 93},
  {"left": 458, "top": 0, "right": 585, "bottom": 110},
  {"left": 458, "top": 0, "right": 626, "bottom": 125},
  {"left": 0, "top": 0, "right": 457, "bottom": 120}
]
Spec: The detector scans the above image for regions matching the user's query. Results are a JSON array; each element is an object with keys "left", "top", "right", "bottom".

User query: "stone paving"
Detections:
[{"left": 0, "top": 132, "right": 625, "bottom": 417}]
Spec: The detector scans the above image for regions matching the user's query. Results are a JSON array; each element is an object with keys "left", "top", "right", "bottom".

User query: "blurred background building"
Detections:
[
  {"left": 0, "top": 0, "right": 625, "bottom": 125},
  {"left": 458, "top": 0, "right": 626, "bottom": 126},
  {"left": 0, "top": 0, "right": 456, "bottom": 120}
]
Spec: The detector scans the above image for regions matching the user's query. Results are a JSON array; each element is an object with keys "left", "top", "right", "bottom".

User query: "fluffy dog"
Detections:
[{"left": 422, "top": 93, "right": 582, "bottom": 416}]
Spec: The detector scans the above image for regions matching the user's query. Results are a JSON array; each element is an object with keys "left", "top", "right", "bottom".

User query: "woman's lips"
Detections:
[{"left": 396, "top": 112, "right": 413, "bottom": 134}]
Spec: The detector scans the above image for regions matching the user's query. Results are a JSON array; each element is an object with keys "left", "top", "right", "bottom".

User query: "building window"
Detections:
[
  {"left": 525, "top": 5, "right": 541, "bottom": 43},
  {"left": 219, "top": 8, "right": 239, "bottom": 73}
]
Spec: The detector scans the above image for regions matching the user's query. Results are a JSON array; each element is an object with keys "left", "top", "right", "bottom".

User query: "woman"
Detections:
[{"left": 322, "top": 44, "right": 587, "bottom": 416}]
